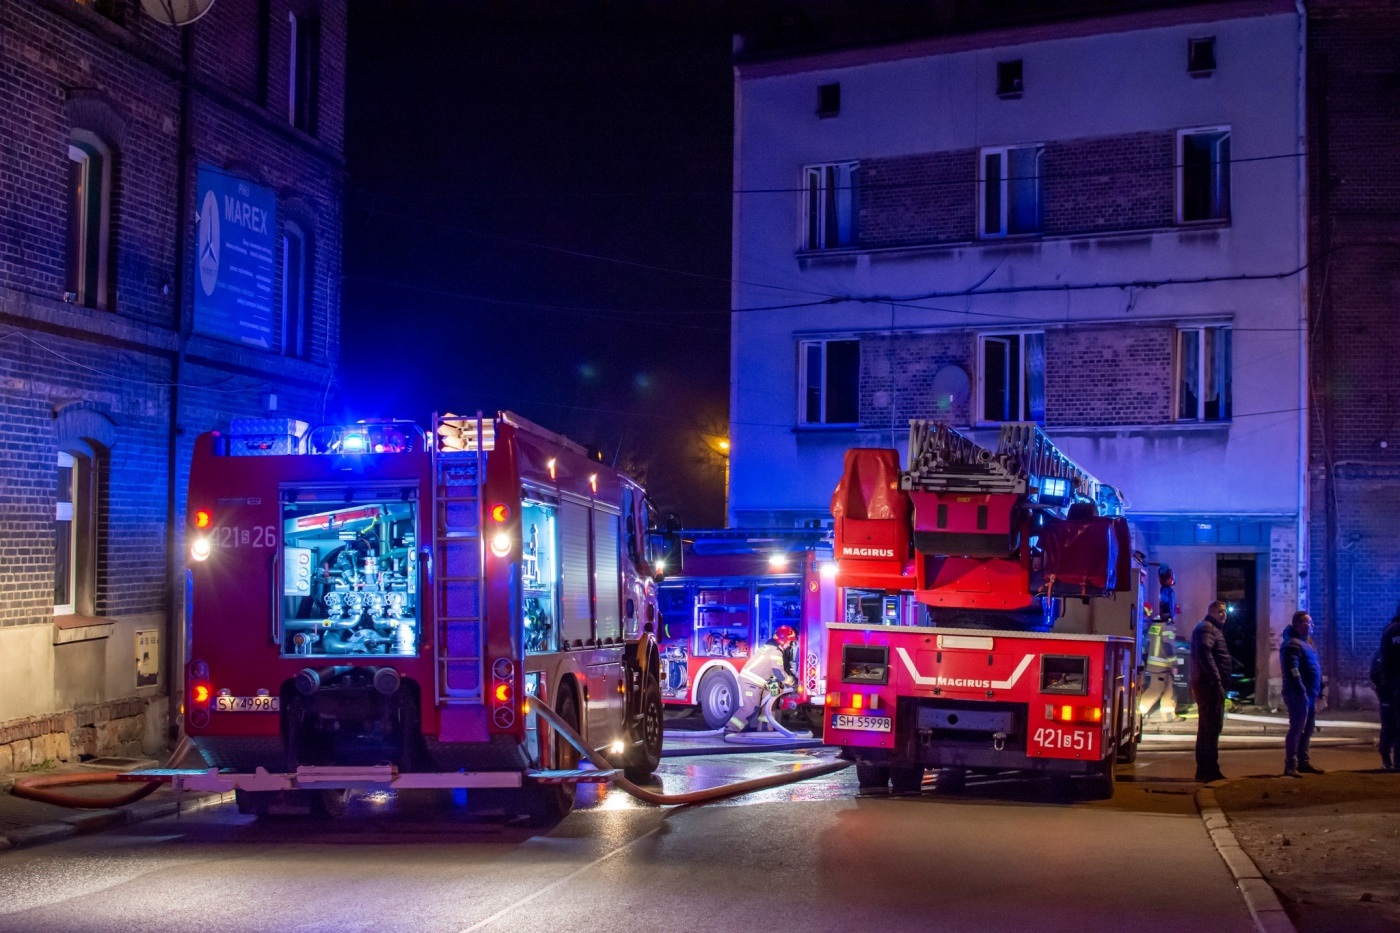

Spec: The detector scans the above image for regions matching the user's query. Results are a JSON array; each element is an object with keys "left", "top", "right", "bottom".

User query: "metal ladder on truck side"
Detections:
[{"left": 430, "top": 412, "right": 491, "bottom": 704}]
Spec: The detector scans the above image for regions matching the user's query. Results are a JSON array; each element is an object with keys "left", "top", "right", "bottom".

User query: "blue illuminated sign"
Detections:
[{"left": 194, "top": 166, "right": 277, "bottom": 349}]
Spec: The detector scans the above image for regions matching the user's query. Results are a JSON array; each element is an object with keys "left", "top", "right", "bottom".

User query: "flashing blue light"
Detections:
[{"left": 341, "top": 432, "right": 368, "bottom": 453}]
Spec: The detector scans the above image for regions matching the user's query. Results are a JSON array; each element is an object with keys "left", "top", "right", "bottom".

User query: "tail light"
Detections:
[
  {"left": 826, "top": 691, "right": 882, "bottom": 711},
  {"left": 490, "top": 658, "right": 516, "bottom": 730},
  {"left": 1048, "top": 704, "right": 1103, "bottom": 725},
  {"left": 189, "top": 665, "right": 212, "bottom": 727}
]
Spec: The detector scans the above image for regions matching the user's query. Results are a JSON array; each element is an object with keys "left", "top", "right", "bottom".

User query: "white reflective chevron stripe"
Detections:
[{"left": 894, "top": 646, "right": 1035, "bottom": 691}]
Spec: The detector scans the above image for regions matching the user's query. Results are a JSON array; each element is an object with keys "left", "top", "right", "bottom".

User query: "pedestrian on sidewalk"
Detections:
[
  {"left": 1281, "top": 610, "right": 1325, "bottom": 777},
  {"left": 1373, "top": 607, "right": 1400, "bottom": 772},
  {"left": 1191, "top": 600, "right": 1233, "bottom": 782}
]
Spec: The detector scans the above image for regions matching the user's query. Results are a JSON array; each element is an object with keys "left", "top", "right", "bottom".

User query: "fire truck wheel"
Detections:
[
  {"left": 234, "top": 789, "right": 273, "bottom": 817},
  {"left": 933, "top": 768, "right": 966, "bottom": 793},
  {"left": 623, "top": 675, "right": 664, "bottom": 782},
  {"left": 1082, "top": 757, "right": 1117, "bottom": 801},
  {"left": 1116, "top": 736, "right": 1138, "bottom": 764},
  {"left": 889, "top": 765, "right": 925, "bottom": 796},
  {"left": 697, "top": 669, "right": 739, "bottom": 730},
  {"left": 522, "top": 688, "right": 580, "bottom": 826},
  {"left": 855, "top": 763, "right": 890, "bottom": 793},
  {"left": 806, "top": 708, "right": 825, "bottom": 739}
]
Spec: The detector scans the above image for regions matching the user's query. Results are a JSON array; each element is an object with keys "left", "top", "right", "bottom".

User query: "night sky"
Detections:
[{"left": 341, "top": 3, "right": 738, "bottom": 526}]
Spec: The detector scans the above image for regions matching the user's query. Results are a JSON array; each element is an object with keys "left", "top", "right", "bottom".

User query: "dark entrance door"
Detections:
[{"left": 1216, "top": 555, "right": 1258, "bottom": 704}]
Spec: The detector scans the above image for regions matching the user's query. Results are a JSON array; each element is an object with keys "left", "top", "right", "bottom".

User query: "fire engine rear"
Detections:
[
  {"left": 824, "top": 421, "right": 1144, "bottom": 798},
  {"left": 182, "top": 412, "right": 664, "bottom": 820}
]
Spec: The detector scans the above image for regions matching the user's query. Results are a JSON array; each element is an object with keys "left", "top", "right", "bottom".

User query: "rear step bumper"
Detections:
[{"left": 120, "top": 765, "right": 619, "bottom": 793}]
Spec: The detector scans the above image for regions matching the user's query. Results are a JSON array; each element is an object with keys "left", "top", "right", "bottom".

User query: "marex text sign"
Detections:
[{"left": 194, "top": 166, "right": 277, "bottom": 349}]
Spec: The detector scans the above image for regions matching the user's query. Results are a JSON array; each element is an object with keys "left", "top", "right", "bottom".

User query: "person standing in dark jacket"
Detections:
[
  {"left": 1280, "top": 610, "right": 1325, "bottom": 777},
  {"left": 1374, "top": 609, "right": 1400, "bottom": 772},
  {"left": 1191, "top": 601, "right": 1234, "bottom": 782}
]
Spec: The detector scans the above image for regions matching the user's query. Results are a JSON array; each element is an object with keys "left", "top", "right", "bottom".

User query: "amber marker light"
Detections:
[
  {"left": 192, "top": 684, "right": 211, "bottom": 704},
  {"left": 494, "top": 682, "right": 511, "bottom": 704},
  {"left": 193, "top": 509, "right": 212, "bottom": 529}
]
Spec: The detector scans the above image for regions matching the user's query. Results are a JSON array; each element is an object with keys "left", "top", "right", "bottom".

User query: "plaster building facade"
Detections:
[
  {"left": 730, "top": 1, "right": 1309, "bottom": 705},
  {"left": 0, "top": 0, "right": 344, "bottom": 766}
]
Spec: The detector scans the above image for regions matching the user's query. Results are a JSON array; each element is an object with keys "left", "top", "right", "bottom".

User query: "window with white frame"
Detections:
[
  {"left": 1177, "top": 325, "right": 1232, "bottom": 422},
  {"left": 1178, "top": 127, "right": 1230, "bottom": 223},
  {"left": 54, "top": 452, "right": 79, "bottom": 615},
  {"left": 799, "top": 338, "right": 859, "bottom": 425},
  {"left": 981, "top": 144, "right": 1043, "bottom": 237},
  {"left": 288, "top": 10, "right": 320, "bottom": 132},
  {"left": 282, "top": 221, "right": 308, "bottom": 358},
  {"left": 66, "top": 131, "right": 112, "bottom": 309},
  {"left": 979, "top": 332, "right": 1045, "bottom": 423},
  {"left": 803, "top": 161, "right": 859, "bottom": 250}
]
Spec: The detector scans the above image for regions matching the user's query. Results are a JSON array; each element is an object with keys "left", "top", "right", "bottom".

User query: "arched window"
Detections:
[
  {"left": 281, "top": 220, "right": 309, "bottom": 358},
  {"left": 55, "top": 445, "right": 99, "bottom": 616},
  {"left": 66, "top": 130, "right": 112, "bottom": 309}
]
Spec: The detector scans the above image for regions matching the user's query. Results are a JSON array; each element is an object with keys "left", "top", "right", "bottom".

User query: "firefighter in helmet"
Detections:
[
  {"left": 1139, "top": 565, "right": 1181, "bottom": 722},
  {"left": 726, "top": 625, "right": 798, "bottom": 733}
]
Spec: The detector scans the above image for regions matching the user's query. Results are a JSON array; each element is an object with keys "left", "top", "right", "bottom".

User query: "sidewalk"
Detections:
[{"left": 0, "top": 754, "right": 230, "bottom": 852}]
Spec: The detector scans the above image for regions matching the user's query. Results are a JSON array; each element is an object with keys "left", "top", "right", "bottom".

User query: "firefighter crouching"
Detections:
[{"left": 726, "top": 626, "right": 798, "bottom": 733}]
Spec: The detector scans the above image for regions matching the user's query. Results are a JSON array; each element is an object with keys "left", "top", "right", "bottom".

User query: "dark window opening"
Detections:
[
  {"left": 817, "top": 82, "right": 840, "bottom": 117},
  {"left": 282, "top": 222, "right": 308, "bottom": 358},
  {"left": 1180, "top": 129, "right": 1230, "bottom": 222},
  {"left": 801, "top": 339, "right": 859, "bottom": 425},
  {"left": 1188, "top": 36, "right": 1216, "bottom": 75},
  {"left": 289, "top": 11, "right": 321, "bottom": 133},
  {"left": 997, "top": 60, "right": 1023, "bottom": 98}
]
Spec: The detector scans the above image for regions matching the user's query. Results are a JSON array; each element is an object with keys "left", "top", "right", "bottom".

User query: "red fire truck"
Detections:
[
  {"left": 655, "top": 529, "right": 834, "bottom": 732},
  {"left": 824, "top": 421, "right": 1143, "bottom": 798},
  {"left": 181, "top": 412, "right": 664, "bottom": 820}
]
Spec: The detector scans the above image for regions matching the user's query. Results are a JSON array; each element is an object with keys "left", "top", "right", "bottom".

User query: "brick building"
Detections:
[
  {"left": 0, "top": 0, "right": 344, "bottom": 766},
  {"left": 730, "top": 1, "right": 1310, "bottom": 705},
  {"left": 1306, "top": 0, "right": 1400, "bottom": 704}
]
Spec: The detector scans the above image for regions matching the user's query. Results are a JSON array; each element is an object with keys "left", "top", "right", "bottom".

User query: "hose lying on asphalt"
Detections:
[
  {"left": 534, "top": 700, "right": 848, "bottom": 806},
  {"left": 11, "top": 736, "right": 192, "bottom": 810},
  {"left": 1227, "top": 712, "right": 1381, "bottom": 730},
  {"left": 663, "top": 692, "right": 808, "bottom": 744}
]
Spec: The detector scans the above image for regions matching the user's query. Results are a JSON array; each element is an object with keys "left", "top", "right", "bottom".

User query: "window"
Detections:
[
  {"left": 1177, "top": 325, "right": 1232, "bottom": 422},
  {"left": 288, "top": 11, "right": 321, "bottom": 132},
  {"left": 55, "top": 452, "right": 78, "bottom": 615},
  {"left": 66, "top": 132, "right": 111, "bottom": 309},
  {"left": 997, "top": 60, "right": 1023, "bottom": 98},
  {"left": 799, "top": 338, "right": 859, "bottom": 426},
  {"left": 1188, "top": 36, "right": 1216, "bottom": 75},
  {"left": 981, "top": 145, "right": 1043, "bottom": 237},
  {"left": 817, "top": 83, "right": 840, "bottom": 117},
  {"left": 803, "top": 161, "right": 859, "bottom": 250},
  {"left": 54, "top": 446, "right": 99, "bottom": 616},
  {"left": 281, "top": 222, "right": 307, "bottom": 358},
  {"left": 979, "top": 332, "right": 1045, "bottom": 423},
  {"left": 1179, "top": 127, "right": 1230, "bottom": 223}
]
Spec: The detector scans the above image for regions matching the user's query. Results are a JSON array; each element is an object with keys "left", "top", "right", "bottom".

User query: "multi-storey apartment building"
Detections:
[
  {"left": 731, "top": 1, "right": 1308, "bottom": 704},
  {"left": 0, "top": 0, "right": 344, "bottom": 764}
]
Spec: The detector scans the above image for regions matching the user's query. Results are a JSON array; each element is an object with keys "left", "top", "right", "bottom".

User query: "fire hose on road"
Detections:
[
  {"left": 533, "top": 699, "right": 849, "bottom": 806},
  {"left": 11, "top": 736, "right": 193, "bottom": 809}
]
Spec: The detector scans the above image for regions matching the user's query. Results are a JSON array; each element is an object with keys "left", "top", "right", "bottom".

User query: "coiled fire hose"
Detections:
[
  {"left": 533, "top": 699, "right": 848, "bottom": 806},
  {"left": 11, "top": 735, "right": 192, "bottom": 810}
]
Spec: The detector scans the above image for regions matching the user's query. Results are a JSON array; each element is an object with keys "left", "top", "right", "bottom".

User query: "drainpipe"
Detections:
[
  {"left": 164, "top": 26, "right": 194, "bottom": 742},
  {"left": 1293, "top": 1, "right": 1311, "bottom": 703}
]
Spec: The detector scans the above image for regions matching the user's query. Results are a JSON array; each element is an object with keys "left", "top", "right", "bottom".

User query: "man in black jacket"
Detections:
[
  {"left": 1191, "top": 600, "right": 1234, "bottom": 782},
  {"left": 1375, "top": 609, "right": 1400, "bottom": 771}
]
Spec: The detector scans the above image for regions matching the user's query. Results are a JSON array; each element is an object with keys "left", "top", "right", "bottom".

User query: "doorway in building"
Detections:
[{"left": 1216, "top": 555, "right": 1258, "bottom": 704}]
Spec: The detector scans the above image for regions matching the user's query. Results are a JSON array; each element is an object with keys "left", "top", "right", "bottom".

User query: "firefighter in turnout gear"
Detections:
[
  {"left": 726, "top": 626, "right": 798, "bottom": 733},
  {"left": 1139, "top": 610, "right": 1180, "bottom": 722}
]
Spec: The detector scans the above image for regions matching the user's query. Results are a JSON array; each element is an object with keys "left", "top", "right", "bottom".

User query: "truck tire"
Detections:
[
  {"left": 624, "top": 674, "right": 664, "bottom": 782},
  {"left": 1082, "top": 757, "right": 1117, "bottom": 801},
  {"left": 889, "top": 765, "right": 925, "bottom": 796},
  {"left": 1116, "top": 735, "right": 1139, "bottom": 764},
  {"left": 235, "top": 789, "right": 273, "bottom": 817},
  {"left": 697, "top": 668, "right": 739, "bottom": 729},
  {"left": 855, "top": 763, "right": 890, "bottom": 794},
  {"left": 523, "top": 688, "right": 580, "bottom": 825}
]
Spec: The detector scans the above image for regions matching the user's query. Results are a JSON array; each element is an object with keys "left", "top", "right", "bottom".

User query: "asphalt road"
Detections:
[{"left": 0, "top": 738, "right": 1305, "bottom": 933}]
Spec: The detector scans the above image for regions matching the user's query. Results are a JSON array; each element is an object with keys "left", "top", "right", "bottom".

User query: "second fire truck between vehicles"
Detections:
[{"left": 824, "top": 421, "right": 1144, "bottom": 798}]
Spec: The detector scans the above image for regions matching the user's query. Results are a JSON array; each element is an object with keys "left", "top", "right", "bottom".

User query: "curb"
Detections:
[
  {"left": 1197, "top": 785, "right": 1297, "bottom": 933},
  {"left": 1, "top": 790, "right": 233, "bottom": 852}
]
